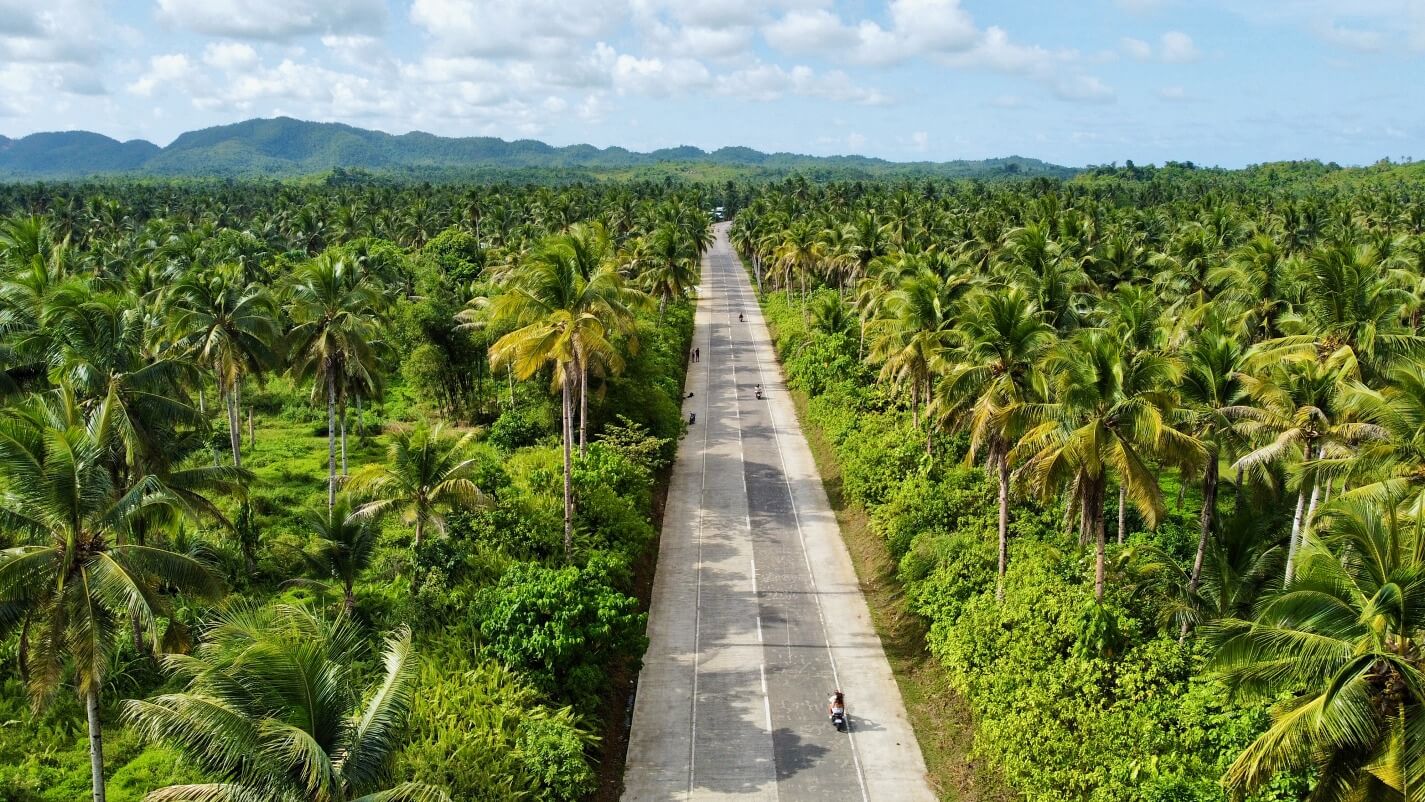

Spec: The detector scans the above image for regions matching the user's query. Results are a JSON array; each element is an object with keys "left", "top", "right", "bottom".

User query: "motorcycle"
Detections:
[{"left": 828, "top": 691, "right": 847, "bottom": 732}]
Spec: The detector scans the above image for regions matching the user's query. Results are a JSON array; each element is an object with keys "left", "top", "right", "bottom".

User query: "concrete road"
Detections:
[{"left": 622, "top": 224, "right": 935, "bottom": 802}]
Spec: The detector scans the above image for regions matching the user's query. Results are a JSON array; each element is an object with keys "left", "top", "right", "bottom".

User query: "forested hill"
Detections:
[{"left": 0, "top": 116, "right": 1075, "bottom": 181}]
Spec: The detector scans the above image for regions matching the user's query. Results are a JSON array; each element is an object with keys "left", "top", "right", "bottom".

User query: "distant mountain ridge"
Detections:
[{"left": 0, "top": 116, "right": 1076, "bottom": 180}]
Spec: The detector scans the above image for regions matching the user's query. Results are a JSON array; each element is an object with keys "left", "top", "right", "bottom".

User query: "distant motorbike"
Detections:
[{"left": 829, "top": 691, "right": 847, "bottom": 732}]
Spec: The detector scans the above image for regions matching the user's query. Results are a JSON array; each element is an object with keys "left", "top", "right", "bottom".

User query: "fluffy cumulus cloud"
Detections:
[
  {"left": 1158, "top": 31, "right": 1200, "bottom": 62},
  {"left": 155, "top": 0, "right": 386, "bottom": 41}
]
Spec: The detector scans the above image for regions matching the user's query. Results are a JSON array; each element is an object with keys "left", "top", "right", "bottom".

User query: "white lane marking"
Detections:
[
  {"left": 735, "top": 255, "right": 872, "bottom": 802},
  {"left": 686, "top": 237, "right": 716, "bottom": 800},
  {"left": 722, "top": 243, "right": 779, "bottom": 799}
]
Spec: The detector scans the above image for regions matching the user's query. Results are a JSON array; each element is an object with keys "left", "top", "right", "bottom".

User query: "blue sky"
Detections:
[{"left": 0, "top": 0, "right": 1420, "bottom": 167}]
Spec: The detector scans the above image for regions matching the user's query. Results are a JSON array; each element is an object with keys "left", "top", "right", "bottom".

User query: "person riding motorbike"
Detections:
[{"left": 828, "top": 690, "right": 845, "bottom": 720}]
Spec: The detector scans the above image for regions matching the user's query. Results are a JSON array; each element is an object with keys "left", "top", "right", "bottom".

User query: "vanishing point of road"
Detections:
[{"left": 622, "top": 224, "right": 936, "bottom": 801}]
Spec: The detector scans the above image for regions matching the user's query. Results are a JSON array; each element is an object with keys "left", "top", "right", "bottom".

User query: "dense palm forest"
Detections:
[
  {"left": 732, "top": 163, "right": 1425, "bottom": 801},
  {"left": 0, "top": 179, "right": 708, "bottom": 801}
]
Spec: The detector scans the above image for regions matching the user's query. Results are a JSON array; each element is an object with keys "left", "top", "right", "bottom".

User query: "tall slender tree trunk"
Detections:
[
  {"left": 327, "top": 370, "right": 337, "bottom": 511},
  {"left": 415, "top": 515, "right": 425, "bottom": 548},
  {"left": 579, "top": 360, "right": 588, "bottom": 456},
  {"left": 996, "top": 452, "right": 1010, "bottom": 602},
  {"left": 226, "top": 382, "right": 242, "bottom": 470},
  {"left": 507, "top": 364, "right": 516, "bottom": 407},
  {"left": 1183, "top": 454, "right": 1219, "bottom": 639},
  {"left": 87, "top": 688, "right": 106, "bottom": 802},
  {"left": 1092, "top": 478, "right": 1107, "bottom": 602},
  {"left": 561, "top": 367, "right": 574, "bottom": 560},
  {"left": 1117, "top": 483, "right": 1127, "bottom": 544},
  {"left": 1285, "top": 482, "right": 1308, "bottom": 582},
  {"left": 1304, "top": 445, "right": 1325, "bottom": 534},
  {"left": 247, "top": 405, "right": 255, "bottom": 450},
  {"left": 355, "top": 395, "right": 363, "bottom": 437},
  {"left": 340, "top": 407, "right": 348, "bottom": 477}
]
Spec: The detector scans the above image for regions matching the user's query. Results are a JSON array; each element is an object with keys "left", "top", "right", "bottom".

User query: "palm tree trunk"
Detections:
[
  {"left": 226, "top": 384, "right": 242, "bottom": 470},
  {"left": 355, "top": 395, "right": 363, "bottom": 437},
  {"left": 507, "top": 364, "right": 516, "bottom": 407},
  {"left": 87, "top": 688, "right": 106, "bottom": 802},
  {"left": 579, "top": 361, "right": 588, "bottom": 457},
  {"left": 340, "top": 407, "right": 348, "bottom": 477},
  {"left": 247, "top": 406, "right": 255, "bottom": 450},
  {"left": 327, "top": 370, "right": 337, "bottom": 511},
  {"left": 1092, "top": 478, "right": 1107, "bottom": 602},
  {"left": 996, "top": 452, "right": 1010, "bottom": 602},
  {"left": 1183, "top": 455, "right": 1219, "bottom": 639},
  {"left": 415, "top": 515, "right": 425, "bottom": 548},
  {"left": 1117, "top": 483, "right": 1127, "bottom": 544},
  {"left": 561, "top": 369, "right": 575, "bottom": 560},
  {"left": 1304, "top": 446, "right": 1324, "bottom": 532},
  {"left": 1286, "top": 482, "right": 1308, "bottom": 582}
]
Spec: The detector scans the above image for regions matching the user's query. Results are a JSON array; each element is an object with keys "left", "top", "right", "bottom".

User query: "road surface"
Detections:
[{"left": 622, "top": 224, "right": 935, "bottom": 802}]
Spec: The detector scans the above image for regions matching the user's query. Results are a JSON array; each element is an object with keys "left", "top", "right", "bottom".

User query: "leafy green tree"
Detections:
[{"left": 474, "top": 559, "right": 646, "bottom": 710}]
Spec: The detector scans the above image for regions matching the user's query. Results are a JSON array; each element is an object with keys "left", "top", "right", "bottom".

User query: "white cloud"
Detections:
[
  {"left": 910, "top": 130, "right": 929, "bottom": 151},
  {"left": 127, "top": 53, "right": 191, "bottom": 97},
  {"left": 1313, "top": 22, "right": 1384, "bottom": 52},
  {"left": 762, "top": 0, "right": 977, "bottom": 65},
  {"left": 1157, "top": 85, "right": 1189, "bottom": 101},
  {"left": 156, "top": 0, "right": 386, "bottom": 40},
  {"left": 1159, "top": 31, "right": 1200, "bottom": 62},
  {"left": 411, "top": 0, "right": 623, "bottom": 58},
  {"left": 611, "top": 53, "right": 711, "bottom": 96},
  {"left": 203, "top": 42, "right": 259, "bottom": 71},
  {"left": 1052, "top": 74, "right": 1115, "bottom": 103},
  {"left": 717, "top": 62, "right": 890, "bottom": 105},
  {"left": 1122, "top": 37, "right": 1152, "bottom": 60}
]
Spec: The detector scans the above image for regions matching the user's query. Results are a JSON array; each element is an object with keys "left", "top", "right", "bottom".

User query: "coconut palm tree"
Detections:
[
  {"left": 866, "top": 268, "right": 969, "bottom": 441},
  {"left": 934, "top": 286, "right": 1053, "bottom": 600},
  {"left": 296, "top": 498, "right": 379, "bottom": 614},
  {"left": 488, "top": 240, "right": 634, "bottom": 559},
  {"left": 1014, "top": 330, "right": 1203, "bottom": 601},
  {"left": 348, "top": 425, "right": 488, "bottom": 548},
  {"left": 635, "top": 223, "right": 698, "bottom": 317},
  {"left": 0, "top": 388, "right": 225, "bottom": 802},
  {"left": 124, "top": 603, "right": 446, "bottom": 802},
  {"left": 1173, "top": 320, "right": 1248, "bottom": 634},
  {"left": 1209, "top": 498, "right": 1425, "bottom": 801},
  {"left": 286, "top": 253, "right": 382, "bottom": 510},
  {"left": 166, "top": 266, "right": 278, "bottom": 470},
  {"left": 1230, "top": 356, "right": 1352, "bottom": 581}
]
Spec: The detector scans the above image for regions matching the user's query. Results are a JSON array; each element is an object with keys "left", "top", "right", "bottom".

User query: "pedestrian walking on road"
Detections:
[{"left": 693, "top": 347, "right": 700, "bottom": 363}]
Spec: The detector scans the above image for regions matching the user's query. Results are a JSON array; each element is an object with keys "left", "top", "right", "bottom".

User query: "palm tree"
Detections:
[
  {"left": 297, "top": 498, "right": 379, "bottom": 614},
  {"left": 1209, "top": 499, "right": 1425, "bottom": 800},
  {"left": 1176, "top": 320, "right": 1248, "bottom": 631},
  {"left": 348, "top": 425, "right": 488, "bottom": 547},
  {"left": 286, "top": 253, "right": 382, "bottom": 510},
  {"left": 167, "top": 266, "right": 278, "bottom": 470},
  {"left": 634, "top": 223, "right": 698, "bottom": 317},
  {"left": 488, "top": 239, "right": 635, "bottom": 558},
  {"left": 1014, "top": 330, "right": 1203, "bottom": 601},
  {"left": 1325, "top": 361, "right": 1425, "bottom": 514},
  {"left": 934, "top": 286, "right": 1053, "bottom": 600},
  {"left": 124, "top": 603, "right": 446, "bottom": 802},
  {"left": 0, "top": 389, "right": 225, "bottom": 802},
  {"left": 1230, "top": 357, "right": 1351, "bottom": 581},
  {"left": 866, "top": 268, "right": 968, "bottom": 443}
]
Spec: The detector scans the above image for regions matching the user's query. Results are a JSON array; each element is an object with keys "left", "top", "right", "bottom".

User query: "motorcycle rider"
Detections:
[{"left": 828, "top": 690, "right": 845, "bottom": 720}]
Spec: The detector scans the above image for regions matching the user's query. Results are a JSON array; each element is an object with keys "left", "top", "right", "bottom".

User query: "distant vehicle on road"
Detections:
[{"left": 712, "top": 206, "right": 725, "bottom": 220}]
